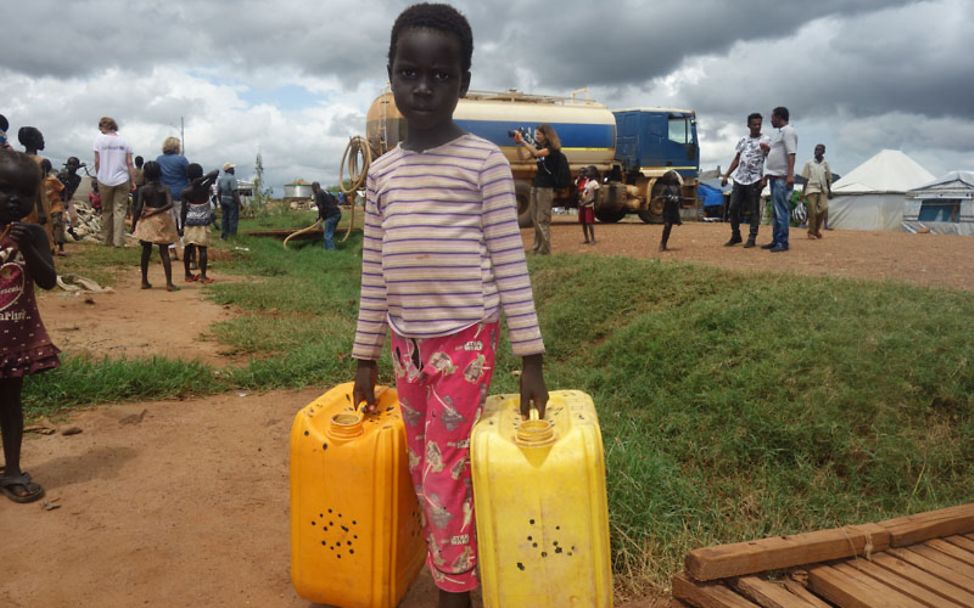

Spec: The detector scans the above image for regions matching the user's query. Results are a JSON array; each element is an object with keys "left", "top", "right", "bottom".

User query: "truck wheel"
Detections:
[
  {"left": 516, "top": 183, "right": 533, "bottom": 228},
  {"left": 637, "top": 207, "right": 662, "bottom": 224},
  {"left": 595, "top": 207, "right": 627, "bottom": 223}
]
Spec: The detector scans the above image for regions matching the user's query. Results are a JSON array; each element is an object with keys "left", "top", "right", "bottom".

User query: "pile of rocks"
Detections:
[{"left": 69, "top": 199, "right": 104, "bottom": 242}]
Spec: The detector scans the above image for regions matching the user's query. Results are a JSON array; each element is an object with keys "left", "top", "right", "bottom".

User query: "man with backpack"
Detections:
[{"left": 514, "top": 123, "right": 569, "bottom": 255}]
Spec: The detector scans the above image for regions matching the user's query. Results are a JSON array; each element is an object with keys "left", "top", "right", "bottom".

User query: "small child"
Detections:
[
  {"left": 132, "top": 161, "right": 179, "bottom": 291},
  {"left": 58, "top": 157, "right": 83, "bottom": 242},
  {"left": 0, "top": 149, "right": 60, "bottom": 504},
  {"left": 658, "top": 169, "right": 683, "bottom": 252},
  {"left": 352, "top": 5, "right": 548, "bottom": 608},
  {"left": 179, "top": 164, "right": 219, "bottom": 283},
  {"left": 579, "top": 165, "right": 599, "bottom": 244},
  {"left": 40, "top": 159, "right": 67, "bottom": 255},
  {"left": 88, "top": 180, "right": 102, "bottom": 212}
]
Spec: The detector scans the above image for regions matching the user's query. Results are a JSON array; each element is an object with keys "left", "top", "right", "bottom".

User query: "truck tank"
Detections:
[{"left": 366, "top": 90, "right": 616, "bottom": 225}]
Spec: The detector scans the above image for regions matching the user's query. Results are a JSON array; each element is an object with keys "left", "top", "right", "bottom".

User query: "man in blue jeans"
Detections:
[
  {"left": 762, "top": 107, "right": 797, "bottom": 252},
  {"left": 312, "top": 181, "right": 341, "bottom": 250},
  {"left": 218, "top": 162, "right": 240, "bottom": 239}
]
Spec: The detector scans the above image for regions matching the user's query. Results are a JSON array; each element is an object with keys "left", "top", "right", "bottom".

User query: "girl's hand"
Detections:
[
  {"left": 353, "top": 359, "right": 379, "bottom": 415},
  {"left": 519, "top": 354, "right": 549, "bottom": 418},
  {"left": 8, "top": 222, "right": 33, "bottom": 249}
]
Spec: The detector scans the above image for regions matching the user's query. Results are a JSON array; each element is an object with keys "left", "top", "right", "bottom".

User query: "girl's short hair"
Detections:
[
  {"left": 186, "top": 163, "right": 203, "bottom": 180},
  {"left": 143, "top": 160, "right": 162, "bottom": 181},
  {"left": 536, "top": 124, "right": 561, "bottom": 151},
  {"left": 98, "top": 116, "right": 119, "bottom": 132},
  {"left": 389, "top": 3, "right": 473, "bottom": 71},
  {"left": 0, "top": 149, "right": 40, "bottom": 200},
  {"left": 162, "top": 137, "right": 182, "bottom": 155}
]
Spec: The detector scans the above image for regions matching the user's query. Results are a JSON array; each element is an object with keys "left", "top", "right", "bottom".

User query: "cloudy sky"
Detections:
[{"left": 3, "top": 0, "right": 972, "bottom": 192}]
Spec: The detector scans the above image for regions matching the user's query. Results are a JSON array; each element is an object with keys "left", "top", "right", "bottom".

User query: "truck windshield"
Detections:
[{"left": 668, "top": 116, "right": 691, "bottom": 144}]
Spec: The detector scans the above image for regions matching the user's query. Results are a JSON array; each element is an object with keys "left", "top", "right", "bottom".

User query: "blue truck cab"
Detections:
[{"left": 612, "top": 109, "right": 699, "bottom": 182}]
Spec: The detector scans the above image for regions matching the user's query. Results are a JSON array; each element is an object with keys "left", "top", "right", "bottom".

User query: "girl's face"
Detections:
[
  {"left": 388, "top": 27, "right": 470, "bottom": 134},
  {"left": 535, "top": 129, "right": 546, "bottom": 144},
  {"left": 0, "top": 162, "right": 37, "bottom": 223}
]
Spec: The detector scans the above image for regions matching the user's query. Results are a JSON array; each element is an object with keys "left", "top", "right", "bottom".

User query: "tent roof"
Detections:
[
  {"left": 832, "top": 149, "right": 935, "bottom": 194},
  {"left": 909, "top": 170, "right": 974, "bottom": 192}
]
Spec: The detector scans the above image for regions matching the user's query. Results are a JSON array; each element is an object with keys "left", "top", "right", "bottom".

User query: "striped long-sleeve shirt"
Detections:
[{"left": 352, "top": 134, "right": 545, "bottom": 361}]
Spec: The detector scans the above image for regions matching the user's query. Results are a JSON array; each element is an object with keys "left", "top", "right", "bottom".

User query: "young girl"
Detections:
[
  {"left": 579, "top": 165, "right": 599, "bottom": 244},
  {"left": 179, "top": 164, "right": 219, "bottom": 283},
  {"left": 132, "top": 161, "right": 179, "bottom": 291},
  {"left": 352, "top": 5, "right": 548, "bottom": 608},
  {"left": 0, "top": 150, "right": 60, "bottom": 504},
  {"left": 658, "top": 169, "right": 683, "bottom": 252},
  {"left": 41, "top": 159, "right": 67, "bottom": 256}
]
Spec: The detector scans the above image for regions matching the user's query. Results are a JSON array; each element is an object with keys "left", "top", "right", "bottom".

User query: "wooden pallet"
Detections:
[{"left": 672, "top": 503, "right": 974, "bottom": 608}]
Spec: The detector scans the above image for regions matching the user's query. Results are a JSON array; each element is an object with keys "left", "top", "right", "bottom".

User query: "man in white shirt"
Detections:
[
  {"left": 92, "top": 116, "right": 135, "bottom": 247},
  {"left": 762, "top": 107, "right": 797, "bottom": 252},
  {"left": 800, "top": 144, "right": 832, "bottom": 239},
  {"left": 722, "top": 113, "right": 770, "bottom": 248}
]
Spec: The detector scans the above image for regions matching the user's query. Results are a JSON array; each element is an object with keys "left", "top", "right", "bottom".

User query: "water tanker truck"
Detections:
[{"left": 359, "top": 89, "right": 699, "bottom": 225}]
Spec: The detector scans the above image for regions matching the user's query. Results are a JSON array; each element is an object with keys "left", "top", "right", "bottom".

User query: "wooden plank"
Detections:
[
  {"left": 926, "top": 538, "right": 974, "bottom": 567},
  {"left": 904, "top": 544, "right": 974, "bottom": 580},
  {"left": 685, "top": 523, "right": 890, "bottom": 581},
  {"left": 945, "top": 534, "right": 974, "bottom": 554},
  {"left": 807, "top": 564, "right": 926, "bottom": 608},
  {"left": 879, "top": 503, "right": 974, "bottom": 547},
  {"left": 871, "top": 552, "right": 974, "bottom": 608},
  {"left": 672, "top": 572, "right": 762, "bottom": 608},
  {"left": 887, "top": 548, "right": 974, "bottom": 594},
  {"left": 840, "top": 559, "right": 966, "bottom": 608},
  {"left": 731, "top": 576, "right": 815, "bottom": 608},
  {"left": 781, "top": 580, "right": 832, "bottom": 608}
]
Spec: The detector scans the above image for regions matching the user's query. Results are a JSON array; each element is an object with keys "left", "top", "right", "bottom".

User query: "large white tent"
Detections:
[
  {"left": 829, "top": 149, "right": 935, "bottom": 231},
  {"left": 903, "top": 171, "right": 974, "bottom": 236}
]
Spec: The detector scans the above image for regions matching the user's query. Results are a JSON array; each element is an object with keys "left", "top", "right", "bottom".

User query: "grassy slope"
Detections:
[{"left": 23, "top": 219, "right": 974, "bottom": 592}]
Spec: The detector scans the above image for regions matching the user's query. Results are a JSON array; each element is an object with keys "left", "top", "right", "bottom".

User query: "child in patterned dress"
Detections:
[
  {"left": 132, "top": 161, "right": 179, "bottom": 291},
  {"left": 0, "top": 149, "right": 60, "bottom": 503},
  {"left": 352, "top": 5, "right": 548, "bottom": 608}
]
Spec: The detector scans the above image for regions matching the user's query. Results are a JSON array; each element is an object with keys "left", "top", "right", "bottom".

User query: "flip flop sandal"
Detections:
[{"left": 0, "top": 472, "right": 46, "bottom": 504}]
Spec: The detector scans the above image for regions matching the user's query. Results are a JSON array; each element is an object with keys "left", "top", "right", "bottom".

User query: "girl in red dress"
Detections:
[{"left": 0, "top": 149, "right": 60, "bottom": 503}]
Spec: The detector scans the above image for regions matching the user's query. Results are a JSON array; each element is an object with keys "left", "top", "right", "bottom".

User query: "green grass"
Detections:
[
  {"left": 23, "top": 216, "right": 974, "bottom": 594},
  {"left": 54, "top": 241, "right": 138, "bottom": 286}
]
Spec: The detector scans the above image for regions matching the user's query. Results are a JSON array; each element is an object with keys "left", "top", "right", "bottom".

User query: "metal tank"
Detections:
[{"left": 366, "top": 90, "right": 616, "bottom": 225}]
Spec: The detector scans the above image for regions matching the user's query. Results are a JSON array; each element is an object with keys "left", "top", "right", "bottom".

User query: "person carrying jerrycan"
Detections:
[{"left": 352, "top": 4, "right": 549, "bottom": 608}]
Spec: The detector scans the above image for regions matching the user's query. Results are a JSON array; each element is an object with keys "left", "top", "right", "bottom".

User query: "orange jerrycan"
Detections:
[
  {"left": 290, "top": 382, "right": 426, "bottom": 608},
  {"left": 471, "top": 389, "right": 613, "bottom": 607}
]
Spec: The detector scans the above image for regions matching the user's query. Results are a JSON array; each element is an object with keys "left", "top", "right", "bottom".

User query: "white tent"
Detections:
[
  {"left": 903, "top": 171, "right": 974, "bottom": 236},
  {"left": 829, "top": 150, "right": 935, "bottom": 231}
]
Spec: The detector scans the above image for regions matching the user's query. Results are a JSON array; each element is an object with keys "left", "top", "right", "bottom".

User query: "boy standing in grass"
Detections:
[{"left": 352, "top": 4, "right": 548, "bottom": 607}]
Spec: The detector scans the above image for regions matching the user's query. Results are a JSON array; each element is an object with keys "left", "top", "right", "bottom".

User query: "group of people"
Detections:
[
  {"left": 91, "top": 118, "right": 246, "bottom": 288},
  {"left": 721, "top": 107, "right": 832, "bottom": 251}
]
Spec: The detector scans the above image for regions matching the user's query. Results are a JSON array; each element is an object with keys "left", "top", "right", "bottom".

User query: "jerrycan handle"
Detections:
[{"left": 516, "top": 405, "right": 557, "bottom": 447}]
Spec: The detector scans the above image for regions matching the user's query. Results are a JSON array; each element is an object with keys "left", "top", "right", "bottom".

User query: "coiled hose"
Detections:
[{"left": 283, "top": 135, "right": 373, "bottom": 249}]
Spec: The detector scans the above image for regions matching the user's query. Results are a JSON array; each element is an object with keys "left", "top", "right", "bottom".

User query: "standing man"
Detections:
[
  {"left": 722, "top": 113, "right": 770, "bottom": 248},
  {"left": 800, "top": 144, "right": 832, "bottom": 239},
  {"left": 762, "top": 107, "right": 797, "bottom": 252},
  {"left": 312, "top": 182, "right": 342, "bottom": 250},
  {"left": 93, "top": 116, "right": 135, "bottom": 247},
  {"left": 218, "top": 162, "right": 241, "bottom": 239}
]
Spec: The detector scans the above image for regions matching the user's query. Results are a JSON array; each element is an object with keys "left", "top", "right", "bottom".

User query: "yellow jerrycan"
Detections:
[
  {"left": 290, "top": 382, "right": 426, "bottom": 608},
  {"left": 471, "top": 389, "right": 613, "bottom": 607}
]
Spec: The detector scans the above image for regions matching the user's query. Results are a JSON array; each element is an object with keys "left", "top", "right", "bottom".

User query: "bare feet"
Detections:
[
  {"left": 166, "top": 284, "right": 180, "bottom": 292},
  {"left": 141, "top": 282, "right": 152, "bottom": 289}
]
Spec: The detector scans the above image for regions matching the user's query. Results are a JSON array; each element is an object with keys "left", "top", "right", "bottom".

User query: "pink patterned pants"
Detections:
[{"left": 390, "top": 321, "right": 499, "bottom": 593}]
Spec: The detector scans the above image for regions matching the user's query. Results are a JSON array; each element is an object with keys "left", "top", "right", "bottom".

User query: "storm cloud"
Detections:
[{"left": 2, "top": 0, "right": 971, "bottom": 189}]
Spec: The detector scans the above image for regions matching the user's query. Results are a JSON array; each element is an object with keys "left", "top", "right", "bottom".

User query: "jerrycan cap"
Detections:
[
  {"left": 329, "top": 411, "right": 365, "bottom": 439},
  {"left": 515, "top": 408, "right": 556, "bottom": 447}
]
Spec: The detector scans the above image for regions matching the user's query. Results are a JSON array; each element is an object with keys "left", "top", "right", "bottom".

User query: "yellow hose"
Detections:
[
  {"left": 283, "top": 136, "right": 372, "bottom": 250},
  {"left": 338, "top": 136, "right": 372, "bottom": 242}
]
